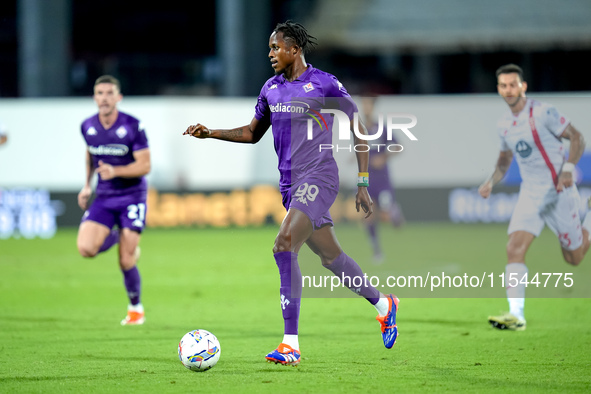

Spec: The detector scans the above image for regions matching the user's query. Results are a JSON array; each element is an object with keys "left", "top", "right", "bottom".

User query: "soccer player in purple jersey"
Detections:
[
  {"left": 77, "top": 75, "right": 151, "bottom": 326},
  {"left": 361, "top": 97, "right": 405, "bottom": 263},
  {"left": 184, "top": 21, "right": 399, "bottom": 366}
]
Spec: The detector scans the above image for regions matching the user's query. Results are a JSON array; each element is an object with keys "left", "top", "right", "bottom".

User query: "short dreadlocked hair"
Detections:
[{"left": 273, "top": 20, "right": 318, "bottom": 54}]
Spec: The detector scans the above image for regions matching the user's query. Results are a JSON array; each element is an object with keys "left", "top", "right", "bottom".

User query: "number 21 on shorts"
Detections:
[{"left": 127, "top": 203, "right": 146, "bottom": 228}]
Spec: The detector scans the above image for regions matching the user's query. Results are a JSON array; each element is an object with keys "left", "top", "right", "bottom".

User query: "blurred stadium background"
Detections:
[{"left": 1, "top": 0, "right": 591, "bottom": 238}]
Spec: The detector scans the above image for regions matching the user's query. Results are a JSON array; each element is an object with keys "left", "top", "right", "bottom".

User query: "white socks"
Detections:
[
  {"left": 282, "top": 334, "right": 299, "bottom": 351},
  {"left": 128, "top": 303, "right": 144, "bottom": 313},
  {"left": 375, "top": 296, "right": 389, "bottom": 317},
  {"left": 505, "top": 262, "right": 527, "bottom": 321}
]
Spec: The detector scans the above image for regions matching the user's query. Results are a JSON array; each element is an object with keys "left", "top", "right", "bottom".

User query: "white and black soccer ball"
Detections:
[{"left": 178, "top": 329, "right": 221, "bottom": 372}]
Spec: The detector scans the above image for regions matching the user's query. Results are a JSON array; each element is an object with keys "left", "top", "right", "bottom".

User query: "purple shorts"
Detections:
[
  {"left": 282, "top": 175, "right": 338, "bottom": 230},
  {"left": 82, "top": 192, "right": 147, "bottom": 233}
]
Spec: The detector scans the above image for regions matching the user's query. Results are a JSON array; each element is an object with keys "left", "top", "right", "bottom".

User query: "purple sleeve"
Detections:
[
  {"left": 132, "top": 122, "right": 149, "bottom": 152},
  {"left": 326, "top": 75, "right": 357, "bottom": 117},
  {"left": 254, "top": 86, "right": 270, "bottom": 122},
  {"left": 80, "top": 119, "right": 88, "bottom": 140}
]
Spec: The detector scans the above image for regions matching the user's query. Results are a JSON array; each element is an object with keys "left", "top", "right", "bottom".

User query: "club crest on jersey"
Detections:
[
  {"left": 116, "top": 126, "right": 127, "bottom": 138},
  {"left": 547, "top": 107, "right": 559, "bottom": 120},
  {"left": 516, "top": 140, "right": 532, "bottom": 158},
  {"left": 303, "top": 82, "right": 314, "bottom": 93},
  {"left": 87, "top": 127, "right": 97, "bottom": 136}
]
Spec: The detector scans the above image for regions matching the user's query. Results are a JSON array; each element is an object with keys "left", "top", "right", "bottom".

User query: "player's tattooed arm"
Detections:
[
  {"left": 215, "top": 125, "right": 256, "bottom": 143},
  {"left": 221, "top": 127, "right": 244, "bottom": 140},
  {"left": 184, "top": 117, "right": 270, "bottom": 144},
  {"left": 183, "top": 123, "right": 248, "bottom": 142}
]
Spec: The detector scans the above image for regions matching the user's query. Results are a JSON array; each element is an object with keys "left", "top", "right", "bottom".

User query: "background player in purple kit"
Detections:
[
  {"left": 361, "top": 97, "right": 405, "bottom": 263},
  {"left": 77, "top": 75, "right": 151, "bottom": 326},
  {"left": 184, "top": 21, "right": 399, "bottom": 366}
]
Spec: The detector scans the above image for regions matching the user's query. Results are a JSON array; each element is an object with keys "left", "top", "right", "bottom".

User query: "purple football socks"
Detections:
[
  {"left": 274, "top": 251, "right": 302, "bottom": 335},
  {"left": 122, "top": 266, "right": 141, "bottom": 306},
  {"left": 325, "top": 252, "right": 380, "bottom": 305}
]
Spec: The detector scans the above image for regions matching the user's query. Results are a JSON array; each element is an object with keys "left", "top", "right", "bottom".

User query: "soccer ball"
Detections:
[{"left": 178, "top": 329, "right": 221, "bottom": 372}]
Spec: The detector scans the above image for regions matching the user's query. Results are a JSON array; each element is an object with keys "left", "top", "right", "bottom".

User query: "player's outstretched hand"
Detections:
[
  {"left": 96, "top": 160, "right": 116, "bottom": 180},
  {"left": 356, "top": 187, "right": 374, "bottom": 218},
  {"left": 184, "top": 124, "right": 210, "bottom": 138},
  {"left": 478, "top": 180, "right": 492, "bottom": 199}
]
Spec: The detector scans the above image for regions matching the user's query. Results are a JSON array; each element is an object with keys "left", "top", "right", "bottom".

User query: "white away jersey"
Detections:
[{"left": 497, "top": 99, "right": 570, "bottom": 191}]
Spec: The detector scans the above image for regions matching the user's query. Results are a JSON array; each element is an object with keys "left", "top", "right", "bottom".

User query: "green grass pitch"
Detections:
[{"left": 1, "top": 223, "right": 590, "bottom": 393}]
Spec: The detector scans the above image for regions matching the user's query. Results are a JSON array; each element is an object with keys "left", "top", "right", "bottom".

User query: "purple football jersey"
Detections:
[
  {"left": 80, "top": 111, "right": 149, "bottom": 197},
  {"left": 254, "top": 65, "right": 357, "bottom": 192}
]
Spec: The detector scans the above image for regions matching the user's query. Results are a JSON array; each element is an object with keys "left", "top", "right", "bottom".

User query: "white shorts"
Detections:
[{"left": 508, "top": 185, "right": 583, "bottom": 251}]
